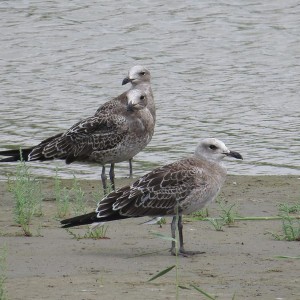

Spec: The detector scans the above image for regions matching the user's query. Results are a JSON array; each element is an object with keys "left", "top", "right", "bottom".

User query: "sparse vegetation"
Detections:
[
  {"left": 207, "top": 217, "right": 224, "bottom": 231},
  {"left": 0, "top": 245, "right": 8, "bottom": 300},
  {"left": 217, "top": 200, "right": 238, "bottom": 226},
  {"left": 148, "top": 227, "right": 237, "bottom": 299},
  {"left": 268, "top": 203, "right": 300, "bottom": 241},
  {"left": 65, "top": 225, "right": 108, "bottom": 240},
  {"left": 92, "top": 188, "right": 104, "bottom": 205},
  {"left": 8, "top": 154, "right": 43, "bottom": 236},
  {"left": 157, "top": 217, "right": 166, "bottom": 226},
  {"left": 148, "top": 205, "right": 237, "bottom": 300},
  {"left": 278, "top": 202, "right": 300, "bottom": 214},
  {"left": 54, "top": 170, "right": 70, "bottom": 218},
  {"left": 205, "top": 200, "right": 238, "bottom": 231},
  {"left": 71, "top": 175, "right": 87, "bottom": 216},
  {"left": 149, "top": 228, "right": 180, "bottom": 299},
  {"left": 1, "top": 172, "right": 299, "bottom": 298},
  {"left": 192, "top": 207, "right": 209, "bottom": 219}
]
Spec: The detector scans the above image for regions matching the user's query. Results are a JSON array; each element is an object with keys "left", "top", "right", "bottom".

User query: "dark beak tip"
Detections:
[
  {"left": 122, "top": 77, "right": 130, "bottom": 85},
  {"left": 230, "top": 151, "right": 243, "bottom": 160}
]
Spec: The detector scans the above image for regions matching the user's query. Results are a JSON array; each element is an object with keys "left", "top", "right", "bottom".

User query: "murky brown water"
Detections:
[{"left": 0, "top": 0, "right": 299, "bottom": 179}]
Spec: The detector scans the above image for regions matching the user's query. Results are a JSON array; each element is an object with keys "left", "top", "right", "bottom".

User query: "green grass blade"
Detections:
[
  {"left": 190, "top": 284, "right": 216, "bottom": 300},
  {"left": 275, "top": 255, "right": 300, "bottom": 259},
  {"left": 232, "top": 291, "right": 236, "bottom": 300},
  {"left": 148, "top": 265, "right": 176, "bottom": 282},
  {"left": 187, "top": 216, "right": 300, "bottom": 221},
  {"left": 178, "top": 285, "right": 190, "bottom": 290},
  {"left": 150, "top": 231, "right": 177, "bottom": 242}
]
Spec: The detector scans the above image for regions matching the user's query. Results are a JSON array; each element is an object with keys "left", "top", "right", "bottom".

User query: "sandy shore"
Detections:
[{"left": 0, "top": 175, "right": 299, "bottom": 300}]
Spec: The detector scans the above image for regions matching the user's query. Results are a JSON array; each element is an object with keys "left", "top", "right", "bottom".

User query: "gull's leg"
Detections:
[
  {"left": 109, "top": 163, "right": 115, "bottom": 191},
  {"left": 101, "top": 165, "right": 107, "bottom": 194},
  {"left": 170, "top": 216, "right": 177, "bottom": 255},
  {"left": 178, "top": 215, "right": 185, "bottom": 252},
  {"left": 177, "top": 215, "right": 205, "bottom": 256},
  {"left": 129, "top": 158, "right": 133, "bottom": 178}
]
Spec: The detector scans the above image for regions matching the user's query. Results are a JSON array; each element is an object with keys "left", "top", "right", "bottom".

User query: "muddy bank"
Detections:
[{"left": 0, "top": 175, "right": 299, "bottom": 300}]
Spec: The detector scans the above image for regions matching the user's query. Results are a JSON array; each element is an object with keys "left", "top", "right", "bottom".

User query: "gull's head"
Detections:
[
  {"left": 122, "top": 65, "right": 151, "bottom": 86},
  {"left": 126, "top": 89, "right": 148, "bottom": 112},
  {"left": 194, "top": 138, "right": 243, "bottom": 162}
]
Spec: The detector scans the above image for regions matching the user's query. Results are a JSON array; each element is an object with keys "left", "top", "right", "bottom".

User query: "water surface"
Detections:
[{"left": 0, "top": 0, "right": 299, "bottom": 180}]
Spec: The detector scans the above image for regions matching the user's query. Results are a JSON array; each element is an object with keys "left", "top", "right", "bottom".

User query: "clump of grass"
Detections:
[
  {"left": 205, "top": 201, "right": 238, "bottom": 231},
  {"left": 92, "top": 188, "right": 104, "bottom": 206},
  {"left": 54, "top": 170, "right": 70, "bottom": 218},
  {"left": 279, "top": 203, "right": 300, "bottom": 214},
  {"left": 8, "top": 154, "right": 43, "bottom": 236},
  {"left": 92, "top": 188, "right": 106, "bottom": 204},
  {"left": 71, "top": 175, "right": 87, "bottom": 216},
  {"left": 279, "top": 208, "right": 300, "bottom": 241},
  {"left": 218, "top": 201, "right": 238, "bottom": 225},
  {"left": 157, "top": 217, "right": 166, "bottom": 226},
  {"left": 66, "top": 225, "right": 108, "bottom": 240},
  {"left": 267, "top": 203, "right": 300, "bottom": 241},
  {"left": 192, "top": 207, "right": 209, "bottom": 219},
  {"left": 269, "top": 216, "right": 300, "bottom": 241},
  {"left": 54, "top": 171, "right": 91, "bottom": 218},
  {"left": 0, "top": 245, "right": 8, "bottom": 300},
  {"left": 207, "top": 218, "right": 224, "bottom": 231}
]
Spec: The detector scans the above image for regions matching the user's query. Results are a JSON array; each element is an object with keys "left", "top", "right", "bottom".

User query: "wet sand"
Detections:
[{"left": 0, "top": 175, "right": 299, "bottom": 300}]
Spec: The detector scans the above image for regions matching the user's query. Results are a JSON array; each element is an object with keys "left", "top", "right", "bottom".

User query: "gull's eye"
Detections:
[
  {"left": 140, "top": 95, "right": 145, "bottom": 100},
  {"left": 209, "top": 145, "right": 217, "bottom": 150},
  {"left": 140, "top": 71, "right": 146, "bottom": 76}
]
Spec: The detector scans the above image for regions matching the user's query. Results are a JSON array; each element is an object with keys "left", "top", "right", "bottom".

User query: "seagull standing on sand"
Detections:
[
  {"left": 61, "top": 138, "right": 243, "bottom": 256},
  {"left": 0, "top": 89, "right": 154, "bottom": 192}
]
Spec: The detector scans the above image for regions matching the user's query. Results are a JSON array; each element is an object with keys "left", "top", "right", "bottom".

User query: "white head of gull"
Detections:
[{"left": 122, "top": 65, "right": 151, "bottom": 86}]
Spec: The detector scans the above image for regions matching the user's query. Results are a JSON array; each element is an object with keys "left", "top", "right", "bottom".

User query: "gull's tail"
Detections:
[
  {"left": 0, "top": 148, "right": 32, "bottom": 162},
  {"left": 60, "top": 212, "right": 128, "bottom": 228},
  {"left": 0, "top": 132, "right": 65, "bottom": 163}
]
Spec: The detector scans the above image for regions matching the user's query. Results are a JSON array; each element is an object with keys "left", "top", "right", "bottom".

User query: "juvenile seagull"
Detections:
[
  {"left": 61, "top": 138, "right": 243, "bottom": 256},
  {"left": 0, "top": 89, "right": 154, "bottom": 192},
  {"left": 0, "top": 66, "right": 156, "bottom": 191},
  {"left": 95, "top": 65, "right": 155, "bottom": 178}
]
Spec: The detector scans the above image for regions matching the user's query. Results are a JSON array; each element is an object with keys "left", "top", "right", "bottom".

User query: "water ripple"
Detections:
[{"left": 0, "top": 0, "right": 299, "bottom": 180}]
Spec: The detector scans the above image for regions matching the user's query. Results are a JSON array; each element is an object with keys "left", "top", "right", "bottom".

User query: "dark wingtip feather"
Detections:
[
  {"left": 60, "top": 211, "right": 130, "bottom": 228},
  {"left": 0, "top": 156, "right": 19, "bottom": 162},
  {"left": 0, "top": 148, "right": 32, "bottom": 162},
  {"left": 60, "top": 212, "right": 99, "bottom": 228}
]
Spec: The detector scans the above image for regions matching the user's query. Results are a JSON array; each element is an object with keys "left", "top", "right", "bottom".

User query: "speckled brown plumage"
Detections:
[
  {"left": 0, "top": 66, "right": 156, "bottom": 192},
  {"left": 0, "top": 88, "right": 155, "bottom": 192},
  {"left": 61, "top": 138, "right": 243, "bottom": 256},
  {"left": 95, "top": 65, "right": 155, "bottom": 180}
]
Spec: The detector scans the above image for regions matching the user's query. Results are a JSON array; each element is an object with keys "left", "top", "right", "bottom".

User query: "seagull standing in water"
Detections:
[{"left": 61, "top": 138, "right": 243, "bottom": 256}]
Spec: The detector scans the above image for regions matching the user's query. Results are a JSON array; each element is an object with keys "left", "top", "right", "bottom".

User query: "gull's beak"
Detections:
[
  {"left": 122, "top": 77, "right": 131, "bottom": 85},
  {"left": 127, "top": 101, "right": 135, "bottom": 111},
  {"left": 226, "top": 150, "right": 243, "bottom": 160}
]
